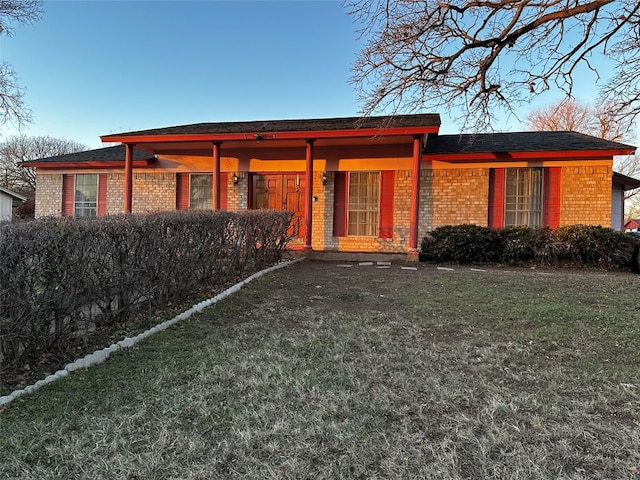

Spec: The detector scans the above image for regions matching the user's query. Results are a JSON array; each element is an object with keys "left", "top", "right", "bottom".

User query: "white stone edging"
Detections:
[{"left": 0, "top": 259, "right": 301, "bottom": 408}]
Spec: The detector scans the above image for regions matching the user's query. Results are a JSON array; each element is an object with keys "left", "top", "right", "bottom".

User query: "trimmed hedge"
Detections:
[
  {"left": 0, "top": 210, "right": 293, "bottom": 386},
  {"left": 419, "top": 224, "right": 501, "bottom": 263},
  {"left": 421, "top": 224, "right": 639, "bottom": 269}
]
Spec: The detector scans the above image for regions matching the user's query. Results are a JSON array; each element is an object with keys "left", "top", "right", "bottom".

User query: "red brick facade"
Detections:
[
  {"left": 25, "top": 116, "right": 636, "bottom": 257},
  {"left": 34, "top": 161, "right": 619, "bottom": 255}
]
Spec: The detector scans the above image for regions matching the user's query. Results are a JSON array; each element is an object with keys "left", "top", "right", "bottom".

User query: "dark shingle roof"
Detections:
[
  {"left": 102, "top": 114, "right": 442, "bottom": 138},
  {"left": 424, "top": 131, "right": 635, "bottom": 154},
  {"left": 20, "top": 145, "right": 154, "bottom": 165},
  {"left": 613, "top": 172, "right": 640, "bottom": 189}
]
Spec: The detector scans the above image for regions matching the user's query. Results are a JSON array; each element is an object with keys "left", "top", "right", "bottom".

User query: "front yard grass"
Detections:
[{"left": 1, "top": 261, "right": 639, "bottom": 479}]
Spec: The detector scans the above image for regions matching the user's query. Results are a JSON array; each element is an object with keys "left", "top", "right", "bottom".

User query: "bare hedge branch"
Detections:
[{"left": 0, "top": 210, "right": 293, "bottom": 388}]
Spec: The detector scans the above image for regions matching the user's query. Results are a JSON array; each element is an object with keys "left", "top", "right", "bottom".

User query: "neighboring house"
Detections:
[
  {"left": 624, "top": 218, "right": 640, "bottom": 232},
  {"left": 0, "top": 187, "right": 26, "bottom": 222},
  {"left": 21, "top": 114, "right": 640, "bottom": 258},
  {"left": 614, "top": 176, "right": 640, "bottom": 231}
]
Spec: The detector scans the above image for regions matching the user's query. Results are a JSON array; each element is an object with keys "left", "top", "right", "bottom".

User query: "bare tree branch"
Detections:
[
  {"left": 0, "top": 0, "right": 43, "bottom": 127},
  {"left": 344, "top": 0, "right": 640, "bottom": 131},
  {"left": 526, "top": 97, "right": 633, "bottom": 142}
]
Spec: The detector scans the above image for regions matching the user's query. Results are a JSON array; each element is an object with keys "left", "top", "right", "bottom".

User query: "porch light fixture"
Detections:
[
  {"left": 233, "top": 173, "right": 239, "bottom": 186},
  {"left": 321, "top": 171, "right": 327, "bottom": 186}
]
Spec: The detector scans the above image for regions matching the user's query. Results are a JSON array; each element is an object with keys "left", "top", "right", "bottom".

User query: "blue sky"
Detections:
[
  {"left": 3, "top": 0, "right": 366, "bottom": 148},
  {"left": 1, "top": 0, "right": 632, "bottom": 149}
]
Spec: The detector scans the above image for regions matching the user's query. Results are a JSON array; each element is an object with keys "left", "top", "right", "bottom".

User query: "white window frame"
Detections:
[
  {"left": 74, "top": 174, "right": 98, "bottom": 218},
  {"left": 347, "top": 171, "right": 380, "bottom": 237},
  {"left": 504, "top": 168, "right": 543, "bottom": 227}
]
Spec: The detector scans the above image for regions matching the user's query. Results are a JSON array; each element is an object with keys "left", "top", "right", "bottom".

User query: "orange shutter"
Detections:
[
  {"left": 176, "top": 173, "right": 189, "bottom": 210},
  {"left": 97, "top": 174, "right": 107, "bottom": 216},
  {"left": 488, "top": 168, "right": 505, "bottom": 229},
  {"left": 220, "top": 172, "right": 228, "bottom": 211},
  {"left": 333, "top": 171, "right": 347, "bottom": 237},
  {"left": 543, "top": 167, "right": 561, "bottom": 228},
  {"left": 379, "top": 171, "right": 394, "bottom": 238},
  {"left": 62, "top": 174, "right": 75, "bottom": 216}
]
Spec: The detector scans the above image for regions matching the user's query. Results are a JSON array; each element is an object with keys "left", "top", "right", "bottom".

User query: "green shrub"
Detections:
[
  {"left": 632, "top": 242, "right": 640, "bottom": 274},
  {"left": 499, "top": 226, "right": 566, "bottom": 264},
  {"left": 421, "top": 223, "right": 636, "bottom": 269},
  {"left": 499, "top": 226, "right": 539, "bottom": 263},
  {"left": 554, "top": 224, "right": 635, "bottom": 267},
  {"left": 420, "top": 224, "right": 501, "bottom": 263}
]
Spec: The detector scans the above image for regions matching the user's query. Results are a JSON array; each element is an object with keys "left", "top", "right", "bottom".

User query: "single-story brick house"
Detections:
[
  {"left": 0, "top": 186, "right": 26, "bottom": 222},
  {"left": 21, "top": 114, "right": 640, "bottom": 257}
]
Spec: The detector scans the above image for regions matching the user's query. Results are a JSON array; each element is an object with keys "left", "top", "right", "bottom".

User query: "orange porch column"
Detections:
[
  {"left": 304, "top": 139, "right": 314, "bottom": 250},
  {"left": 124, "top": 143, "right": 134, "bottom": 214},
  {"left": 212, "top": 142, "right": 221, "bottom": 210},
  {"left": 409, "top": 135, "right": 422, "bottom": 254}
]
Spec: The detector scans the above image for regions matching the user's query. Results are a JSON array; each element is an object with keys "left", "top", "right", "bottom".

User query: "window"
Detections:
[
  {"left": 74, "top": 174, "right": 98, "bottom": 218},
  {"left": 176, "top": 173, "right": 228, "bottom": 211},
  {"left": 189, "top": 174, "right": 212, "bottom": 210},
  {"left": 63, "top": 174, "right": 106, "bottom": 217},
  {"left": 489, "top": 167, "right": 561, "bottom": 229},
  {"left": 333, "top": 171, "right": 394, "bottom": 238},
  {"left": 504, "top": 168, "right": 543, "bottom": 227},
  {"left": 347, "top": 172, "right": 380, "bottom": 236}
]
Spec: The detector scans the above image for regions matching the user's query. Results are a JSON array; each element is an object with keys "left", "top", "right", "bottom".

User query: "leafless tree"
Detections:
[
  {"left": 526, "top": 98, "right": 633, "bottom": 142},
  {"left": 0, "top": 0, "right": 43, "bottom": 127},
  {"left": 344, "top": 0, "right": 640, "bottom": 131},
  {"left": 526, "top": 97, "right": 640, "bottom": 216},
  {"left": 0, "top": 134, "right": 87, "bottom": 195}
]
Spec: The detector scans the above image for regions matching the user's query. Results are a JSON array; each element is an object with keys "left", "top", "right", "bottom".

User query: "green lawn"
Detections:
[{"left": 1, "top": 261, "right": 639, "bottom": 479}]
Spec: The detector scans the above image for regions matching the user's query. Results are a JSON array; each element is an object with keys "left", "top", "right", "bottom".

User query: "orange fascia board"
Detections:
[
  {"left": 101, "top": 127, "right": 438, "bottom": 144},
  {"left": 427, "top": 159, "right": 612, "bottom": 169},
  {"left": 424, "top": 149, "right": 634, "bottom": 162},
  {"left": 25, "top": 160, "right": 154, "bottom": 169}
]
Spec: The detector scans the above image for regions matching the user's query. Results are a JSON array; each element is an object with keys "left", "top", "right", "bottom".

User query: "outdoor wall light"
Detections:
[
  {"left": 233, "top": 173, "right": 239, "bottom": 186},
  {"left": 321, "top": 171, "right": 327, "bottom": 186}
]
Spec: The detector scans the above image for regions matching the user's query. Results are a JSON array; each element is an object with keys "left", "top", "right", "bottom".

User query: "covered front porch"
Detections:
[{"left": 101, "top": 115, "right": 441, "bottom": 254}]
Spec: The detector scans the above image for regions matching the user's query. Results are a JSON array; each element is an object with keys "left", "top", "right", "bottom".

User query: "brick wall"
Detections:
[
  {"left": 311, "top": 171, "right": 330, "bottom": 250},
  {"left": 560, "top": 165, "right": 612, "bottom": 226},
  {"left": 227, "top": 173, "right": 247, "bottom": 212},
  {"left": 42, "top": 171, "right": 244, "bottom": 217},
  {"left": 34, "top": 173, "right": 63, "bottom": 217},
  {"left": 36, "top": 165, "right": 615, "bottom": 252},
  {"left": 107, "top": 173, "right": 124, "bottom": 215},
  {"left": 106, "top": 172, "right": 176, "bottom": 215},
  {"left": 419, "top": 168, "right": 489, "bottom": 239},
  {"left": 312, "top": 170, "right": 413, "bottom": 253},
  {"left": 391, "top": 170, "right": 412, "bottom": 251},
  {"left": 131, "top": 172, "right": 176, "bottom": 214}
]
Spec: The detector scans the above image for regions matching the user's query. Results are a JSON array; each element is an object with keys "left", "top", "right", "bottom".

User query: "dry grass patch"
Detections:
[{"left": 1, "top": 261, "right": 640, "bottom": 479}]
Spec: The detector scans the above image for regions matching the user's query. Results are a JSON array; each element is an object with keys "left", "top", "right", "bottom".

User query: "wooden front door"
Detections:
[{"left": 253, "top": 174, "right": 306, "bottom": 238}]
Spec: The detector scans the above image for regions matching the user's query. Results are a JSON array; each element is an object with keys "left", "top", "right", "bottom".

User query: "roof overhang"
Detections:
[
  {"left": 613, "top": 172, "right": 640, "bottom": 190},
  {"left": 102, "top": 127, "right": 439, "bottom": 157},
  {"left": 20, "top": 159, "right": 155, "bottom": 169},
  {"left": 0, "top": 187, "right": 27, "bottom": 201},
  {"left": 424, "top": 148, "right": 636, "bottom": 162}
]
